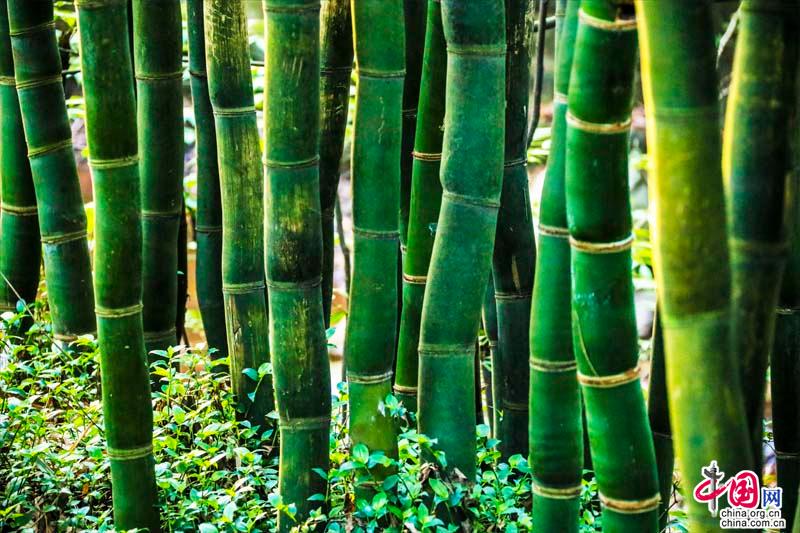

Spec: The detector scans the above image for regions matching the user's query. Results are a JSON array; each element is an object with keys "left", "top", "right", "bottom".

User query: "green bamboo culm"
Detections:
[
  {"left": 7, "top": 0, "right": 95, "bottom": 343},
  {"left": 319, "top": 0, "right": 352, "bottom": 327},
  {"left": 394, "top": 0, "right": 446, "bottom": 412},
  {"left": 647, "top": 310, "right": 673, "bottom": 532},
  {"left": 132, "top": 0, "right": 184, "bottom": 358},
  {"left": 187, "top": 0, "right": 227, "bottom": 364},
  {"left": 417, "top": 0, "right": 505, "bottom": 481},
  {"left": 637, "top": 1, "right": 754, "bottom": 530},
  {"left": 565, "top": 2, "right": 659, "bottom": 530},
  {"left": 346, "top": 0, "right": 404, "bottom": 472},
  {"left": 204, "top": 0, "right": 273, "bottom": 423},
  {"left": 263, "top": 0, "right": 331, "bottom": 528},
  {"left": 399, "top": 0, "right": 426, "bottom": 250},
  {"left": 0, "top": 0, "right": 39, "bottom": 317},
  {"left": 528, "top": 0, "right": 582, "bottom": 529},
  {"left": 723, "top": 0, "right": 799, "bottom": 470},
  {"left": 75, "top": 0, "right": 160, "bottom": 529},
  {"left": 491, "top": 0, "right": 536, "bottom": 459},
  {"left": 482, "top": 277, "right": 500, "bottom": 432}
]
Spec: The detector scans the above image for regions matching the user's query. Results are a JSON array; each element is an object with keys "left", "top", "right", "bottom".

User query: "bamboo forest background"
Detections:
[{"left": 0, "top": 1, "right": 765, "bottom": 532}]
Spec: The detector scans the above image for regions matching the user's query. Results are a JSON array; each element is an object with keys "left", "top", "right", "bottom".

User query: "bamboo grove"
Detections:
[{"left": 2, "top": 0, "right": 800, "bottom": 531}]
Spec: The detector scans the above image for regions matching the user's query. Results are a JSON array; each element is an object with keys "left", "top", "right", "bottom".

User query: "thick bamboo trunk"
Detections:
[
  {"left": 566, "top": 2, "right": 658, "bottom": 530},
  {"left": 0, "top": 0, "right": 39, "bottom": 316},
  {"left": 417, "top": 0, "right": 505, "bottom": 481},
  {"left": 528, "top": 0, "right": 582, "bottom": 529},
  {"left": 204, "top": 0, "right": 273, "bottom": 423},
  {"left": 637, "top": 1, "right": 754, "bottom": 530},
  {"left": 319, "top": 0, "right": 352, "bottom": 326},
  {"left": 647, "top": 310, "right": 673, "bottom": 531},
  {"left": 491, "top": 0, "right": 536, "bottom": 459},
  {"left": 132, "top": 0, "right": 184, "bottom": 358},
  {"left": 187, "top": 0, "right": 227, "bottom": 363},
  {"left": 75, "top": 0, "right": 159, "bottom": 529},
  {"left": 264, "top": 0, "right": 332, "bottom": 528},
  {"left": 394, "top": 0, "right": 446, "bottom": 413},
  {"left": 346, "top": 0, "right": 405, "bottom": 473},
  {"left": 7, "top": 0, "right": 95, "bottom": 343},
  {"left": 723, "top": 0, "right": 799, "bottom": 470}
]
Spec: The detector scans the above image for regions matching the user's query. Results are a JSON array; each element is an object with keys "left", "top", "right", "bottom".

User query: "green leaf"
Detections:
[{"left": 429, "top": 478, "right": 449, "bottom": 499}]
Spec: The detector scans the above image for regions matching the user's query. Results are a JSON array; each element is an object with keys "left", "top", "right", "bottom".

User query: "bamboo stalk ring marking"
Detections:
[
  {"left": 357, "top": 68, "right": 406, "bottom": 79},
  {"left": 320, "top": 65, "right": 352, "bottom": 76},
  {"left": 264, "top": 155, "right": 319, "bottom": 169},
  {"left": 141, "top": 209, "right": 183, "bottom": 220},
  {"left": 1, "top": 203, "right": 38, "bottom": 216},
  {"left": 442, "top": 190, "right": 501, "bottom": 210},
  {"left": 352, "top": 226, "right": 399, "bottom": 240},
  {"left": 263, "top": 2, "right": 321, "bottom": 14},
  {"left": 8, "top": 20, "right": 56, "bottom": 37},
  {"left": 393, "top": 384, "right": 417, "bottom": 394},
  {"left": 577, "top": 364, "right": 641, "bottom": 388},
  {"left": 402, "top": 273, "right": 427, "bottom": 285},
  {"left": 212, "top": 105, "right": 256, "bottom": 117},
  {"left": 503, "top": 157, "right": 527, "bottom": 169},
  {"left": 223, "top": 280, "right": 266, "bottom": 295},
  {"left": 530, "top": 357, "right": 578, "bottom": 373},
  {"left": 578, "top": 9, "right": 638, "bottom": 32},
  {"left": 411, "top": 151, "right": 442, "bottom": 162},
  {"left": 503, "top": 401, "right": 527, "bottom": 412},
  {"left": 569, "top": 234, "right": 634, "bottom": 254},
  {"left": 95, "top": 303, "right": 143, "bottom": 318},
  {"left": 538, "top": 223, "right": 570, "bottom": 239},
  {"left": 532, "top": 481, "right": 583, "bottom": 499},
  {"left": 495, "top": 290, "right": 532, "bottom": 301},
  {"left": 28, "top": 138, "right": 74, "bottom": 159},
  {"left": 566, "top": 111, "right": 632, "bottom": 134},
  {"left": 15, "top": 75, "right": 65, "bottom": 92},
  {"left": 554, "top": 91, "right": 568, "bottom": 104},
  {"left": 347, "top": 370, "right": 394, "bottom": 385},
  {"left": 41, "top": 229, "right": 88, "bottom": 246},
  {"left": 777, "top": 307, "right": 800, "bottom": 315},
  {"left": 75, "top": 0, "right": 127, "bottom": 9},
  {"left": 107, "top": 443, "right": 153, "bottom": 461},
  {"left": 599, "top": 492, "right": 661, "bottom": 514},
  {"left": 418, "top": 342, "right": 475, "bottom": 358},
  {"left": 89, "top": 155, "right": 139, "bottom": 170},
  {"left": 729, "top": 237, "right": 790, "bottom": 258},
  {"left": 266, "top": 276, "right": 323, "bottom": 291},
  {"left": 447, "top": 44, "right": 507, "bottom": 57},
  {"left": 280, "top": 416, "right": 330, "bottom": 431},
  {"left": 195, "top": 225, "right": 222, "bottom": 234},
  {"left": 188, "top": 69, "right": 207, "bottom": 79},
  {"left": 0, "top": 75, "right": 16, "bottom": 86},
  {"left": 135, "top": 71, "right": 185, "bottom": 83}
]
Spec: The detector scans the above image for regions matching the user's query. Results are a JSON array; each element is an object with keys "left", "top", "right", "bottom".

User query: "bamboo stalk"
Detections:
[
  {"left": 723, "top": 0, "right": 799, "bottom": 470},
  {"left": 263, "top": 0, "right": 331, "bottom": 528},
  {"left": 346, "top": 0, "right": 405, "bottom": 475},
  {"left": 132, "top": 0, "right": 184, "bottom": 359},
  {"left": 0, "top": 0, "right": 39, "bottom": 317},
  {"left": 319, "top": 0, "right": 353, "bottom": 327},
  {"left": 637, "top": 1, "right": 754, "bottom": 530},
  {"left": 528, "top": 0, "right": 583, "bottom": 529},
  {"left": 204, "top": 0, "right": 273, "bottom": 423},
  {"left": 395, "top": 0, "right": 447, "bottom": 413},
  {"left": 491, "top": 0, "right": 536, "bottom": 459},
  {"left": 187, "top": 0, "right": 227, "bottom": 365},
  {"left": 176, "top": 199, "right": 187, "bottom": 343},
  {"left": 7, "top": 0, "right": 95, "bottom": 343},
  {"left": 566, "top": 2, "right": 658, "bottom": 530},
  {"left": 483, "top": 277, "right": 501, "bottom": 434},
  {"left": 647, "top": 309, "right": 673, "bottom": 532},
  {"left": 75, "top": 0, "right": 159, "bottom": 529},
  {"left": 417, "top": 0, "right": 505, "bottom": 481}
]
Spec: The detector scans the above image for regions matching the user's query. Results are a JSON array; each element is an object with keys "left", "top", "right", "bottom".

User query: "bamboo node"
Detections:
[
  {"left": 189, "top": 69, "right": 207, "bottom": 79},
  {"left": 264, "top": 155, "right": 320, "bottom": 170},
  {"left": 352, "top": 226, "right": 399, "bottom": 241},
  {"left": 280, "top": 416, "right": 330, "bottom": 431},
  {"left": 196, "top": 225, "right": 223, "bottom": 234},
  {"left": 494, "top": 290, "right": 532, "bottom": 301},
  {"left": 89, "top": 155, "right": 139, "bottom": 170},
  {"left": 418, "top": 342, "right": 475, "bottom": 357},
  {"left": 263, "top": 2, "right": 321, "bottom": 14},
  {"left": 777, "top": 307, "right": 800, "bottom": 316},
  {"left": 0, "top": 76, "right": 16, "bottom": 86},
  {"left": 403, "top": 108, "right": 418, "bottom": 118},
  {"left": 223, "top": 280, "right": 267, "bottom": 295},
  {"left": 569, "top": 234, "right": 634, "bottom": 254},
  {"left": 266, "top": 276, "right": 323, "bottom": 292},
  {"left": 503, "top": 401, "right": 527, "bottom": 412},
  {"left": 598, "top": 492, "right": 661, "bottom": 514},
  {"left": 28, "top": 138, "right": 74, "bottom": 160},
  {"left": 566, "top": 112, "right": 632, "bottom": 134},
  {"left": 143, "top": 328, "right": 177, "bottom": 343},
  {"left": 393, "top": 384, "right": 417, "bottom": 394},
  {"left": 402, "top": 273, "right": 427, "bottom": 285},
  {"left": 442, "top": 190, "right": 501, "bottom": 210},
  {"left": 729, "top": 237, "right": 790, "bottom": 258},
  {"left": 75, "top": 0, "right": 127, "bottom": 9},
  {"left": 529, "top": 357, "right": 578, "bottom": 373},
  {"left": 447, "top": 44, "right": 507, "bottom": 57},
  {"left": 347, "top": 370, "right": 393, "bottom": 385},
  {"left": 15, "top": 74, "right": 62, "bottom": 92},
  {"left": 411, "top": 151, "right": 442, "bottom": 162},
  {"left": 41, "top": 229, "right": 88, "bottom": 246},
  {"left": 578, "top": 9, "right": 638, "bottom": 32},
  {"left": 320, "top": 65, "right": 353, "bottom": 77},
  {"left": 1, "top": 203, "right": 38, "bottom": 216},
  {"left": 107, "top": 443, "right": 153, "bottom": 461},
  {"left": 212, "top": 105, "right": 257, "bottom": 117},
  {"left": 532, "top": 481, "right": 583, "bottom": 500},
  {"left": 554, "top": 92, "right": 568, "bottom": 104},
  {"left": 95, "top": 303, "right": 143, "bottom": 319},
  {"left": 503, "top": 158, "right": 527, "bottom": 169},
  {"left": 8, "top": 20, "right": 56, "bottom": 38},
  {"left": 135, "top": 71, "right": 184, "bottom": 83},
  {"left": 357, "top": 67, "right": 406, "bottom": 79},
  {"left": 141, "top": 208, "right": 182, "bottom": 220},
  {"left": 577, "top": 364, "right": 641, "bottom": 388},
  {"left": 538, "top": 223, "right": 570, "bottom": 239}
]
